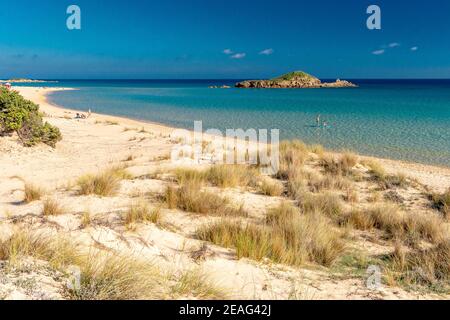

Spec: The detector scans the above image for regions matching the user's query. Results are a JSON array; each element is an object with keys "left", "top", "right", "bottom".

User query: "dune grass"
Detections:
[
  {"left": 23, "top": 183, "right": 44, "bottom": 203},
  {"left": 164, "top": 181, "right": 247, "bottom": 216},
  {"left": 342, "top": 203, "right": 445, "bottom": 244},
  {"left": 276, "top": 140, "right": 309, "bottom": 179},
  {"left": 0, "top": 228, "right": 223, "bottom": 300},
  {"left": 0, "top": 229, "right": 79, "bottom": 268},
  {"left": 125, "top": 201, "right": 161, "bottom": 229},
  {"left": 174, "top": 164, "right": 260, "bottom": 189},
  {"left": 205, "top": 165, "right": 259, "bottom": 188},
  {"left": 42, "top": 198, "right": 64, "bottom": 216},
  {"left": 299, "top": 191, "right": 344, "bottom": 218},
  {"left": 258, "top": 178, "right": 284, "bottom": 196},
  {"left": 169, "top": 269, "right": 225, "bottom": 299},
  {"left": 77, "top": 166, "right": 131, "bottom": 196},
  {"left": 319, "top": 152, "right": 358, "bottom": 177},
  {"left": 366, "top": 161, "right": 408, "bottom": 189},
  {"left": 80, "top": 210, "right": 92, "bottom": 228},
  {"left": 430, "top": 189, "right": 450, "bottom": 219},
  {"left": 384, "top": 241, "right": 449, "bottom": 293},
  {"left": 197, "top": 202, "right": 345, "bottom": 267}
]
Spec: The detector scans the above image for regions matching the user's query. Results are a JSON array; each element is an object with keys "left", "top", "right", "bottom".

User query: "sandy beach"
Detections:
[{"left": 0, "top": 86, "right": 448, "bottom": 300}]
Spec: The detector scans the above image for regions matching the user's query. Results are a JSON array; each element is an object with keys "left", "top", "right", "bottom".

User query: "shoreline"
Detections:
[{"left": 13, "top": 86, "right": 450, "bottom": 192}]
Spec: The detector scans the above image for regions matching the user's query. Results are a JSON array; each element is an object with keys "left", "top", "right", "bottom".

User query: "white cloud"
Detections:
[
  {"left": 372, "top": 49, "right": 385, "bottom": 55},
  {"left": 388, "top": 42, "right": 400, "bottom": 48},
  {"left": 410, "top": 46, "right": 418, "bottom": 51},
  {"left": 259, "top": 48, "right": 274, "bottom": 55},
  {"left": 223, "top": 49, "right": 233, "bottom": 55},
  {"left": 230, "top": 53, "right": 246, "bottom": 59}
]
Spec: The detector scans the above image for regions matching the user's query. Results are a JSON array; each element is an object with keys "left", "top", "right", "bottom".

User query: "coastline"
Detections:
[{"left": 19, "top": 85, "right": 450, "bottom": 193}]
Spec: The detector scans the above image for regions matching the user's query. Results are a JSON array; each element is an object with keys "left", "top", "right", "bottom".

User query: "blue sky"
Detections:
[{"left": 0, "top": 0, "right": 449, "bottom": 79}]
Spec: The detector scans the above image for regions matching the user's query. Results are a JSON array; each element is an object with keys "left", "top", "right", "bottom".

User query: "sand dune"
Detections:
[{"left": 0, "top": 87, "right": 448, "bottom": 300}]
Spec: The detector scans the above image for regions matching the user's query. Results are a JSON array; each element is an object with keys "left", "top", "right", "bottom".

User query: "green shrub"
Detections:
[{"left": 0, "top": 87, "right": 61, "bottom": 147}]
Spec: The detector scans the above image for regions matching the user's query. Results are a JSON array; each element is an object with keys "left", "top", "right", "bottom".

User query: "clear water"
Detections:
[{"left": 18, "top": 79, "right": 450, "bottom": 167}]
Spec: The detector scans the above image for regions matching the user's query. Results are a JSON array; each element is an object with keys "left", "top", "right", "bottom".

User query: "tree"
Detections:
[{"left": 0, "top": 87, "right": 62, "bottom": 147}]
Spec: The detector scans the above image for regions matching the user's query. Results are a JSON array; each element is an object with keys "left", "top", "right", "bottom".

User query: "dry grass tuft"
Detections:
[
  {"left": 174, "top": 168, "right": 207, "bottom": 186},
  {"left": 0, "top": 229, "right": 79, "bottom": 268},
  {"left": 174, "top": 165, "right": 259, "bottom": 189},
  {"left": 24, "top": 183, "right": 44, "bottom": 203},
  {"left": 258, "top": 178, "right": 284, "bottom": 197},
  {"left": 205, "top": 165, "right": 259, "bottom": 188},
  {"left": 308, "top": 172, "right": 352, "bottom": 192},
  {"left": 366, "top": 161, "right": 408, "bottom": 189},
  {"left": 67, "top": 253, "right": 164, "bottom": 300},
  {"left": 342, "top": 203, "right": 445, "bottom": 244},
  {"left": 430, "top": 189, "right": 450, "bottom": 219},
  {"left": 80, "top": 210, "right": 92, "bottom": 228},
  {"left": 320, "top": 151, "right": 358, "bottom": 176},
  {"left": 384, "top": 241, "right": 449, "bottom": 293},
  {"left": 277, "top": 140, "right": 309, "bottom": 178},
  {"left": 0, "top": 228, "right": 223, "bottom": 300},
  {"left": 77, "top": 166, "right": 131, "bottom": 196},
  {"left": 309, "top": 144, "right": 325, "bottom": 156},
  {"left": 125, "top": 201, "right": 161, "bottom": 228},
  {"left": 170, "top": 269, "right": 225, "bottom": 299},
  {"left": 197, "top": 202, "right": 345, "bottom": 267},
  {"left": 42, "top": 198, "right": 64, "bottom": 216},
  {"left": 299, "top": 191, "right": 344, "bottom": 218},
  {"left": 164, "top": 181, "right": 247, "bottom": 216}
]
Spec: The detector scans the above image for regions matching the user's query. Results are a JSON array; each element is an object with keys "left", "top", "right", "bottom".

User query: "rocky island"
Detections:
[{"left": 235, "top": 71, "right": 357, "bottom": 88}]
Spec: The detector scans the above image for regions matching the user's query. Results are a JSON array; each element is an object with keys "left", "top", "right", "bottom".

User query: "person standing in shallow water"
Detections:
[{"left": 316, "top": 114, "right": 321, "bottom": 127}]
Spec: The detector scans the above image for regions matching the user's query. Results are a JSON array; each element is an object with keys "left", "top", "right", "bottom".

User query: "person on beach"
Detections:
[{"left": 316, "top": 114, "right": 321, "bottom": 127}]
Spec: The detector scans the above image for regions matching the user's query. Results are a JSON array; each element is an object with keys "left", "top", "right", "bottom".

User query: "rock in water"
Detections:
[{"left": 235, "top": 71, "right": 357, "bottom": 88}]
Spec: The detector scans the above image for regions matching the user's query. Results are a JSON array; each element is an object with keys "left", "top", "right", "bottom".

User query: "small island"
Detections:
[{"left": 235, "top": 71, "right": 357, "bottom": 88}]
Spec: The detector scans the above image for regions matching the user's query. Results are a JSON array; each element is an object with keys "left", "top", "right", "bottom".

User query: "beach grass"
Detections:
[
  {"left": 77, "top": 166, "right": 131, "bottom": 196},
  {"left": 164, "top": 181, "right": 247, "bottom": 216},
  {"left": 125, "top": 201, "right": 161, "bottom": 228},
  {"left": 42, "top": 198, "right": 64, "bottom": 216},
  {"left": 24, "top": 183, "right": 44, "bottom": 203},
  {"left": 197, "top": 202, "right": 345, "bottom": 267}
]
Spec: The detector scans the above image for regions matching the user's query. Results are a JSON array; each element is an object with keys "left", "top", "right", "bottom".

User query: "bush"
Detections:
[{"left": 0, "top": 88, "right": 61, "bottom": 147}]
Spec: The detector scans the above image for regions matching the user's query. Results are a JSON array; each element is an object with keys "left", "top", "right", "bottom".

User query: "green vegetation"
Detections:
[
  {"left": 272, "top": 71, "right": 318, "bottom": 82},
  {"left": 0, "top": 87, "right": 61, "bottom": 147}
]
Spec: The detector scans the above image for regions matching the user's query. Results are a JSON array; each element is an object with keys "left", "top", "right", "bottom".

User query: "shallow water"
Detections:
[{"left": 23, "top": 79, "right": 450, "bottom": 167}]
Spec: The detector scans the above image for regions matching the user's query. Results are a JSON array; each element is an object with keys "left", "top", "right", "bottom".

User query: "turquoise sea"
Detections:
[{"left": 16, "top": 79, "right": 450, "bottom": 167}]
